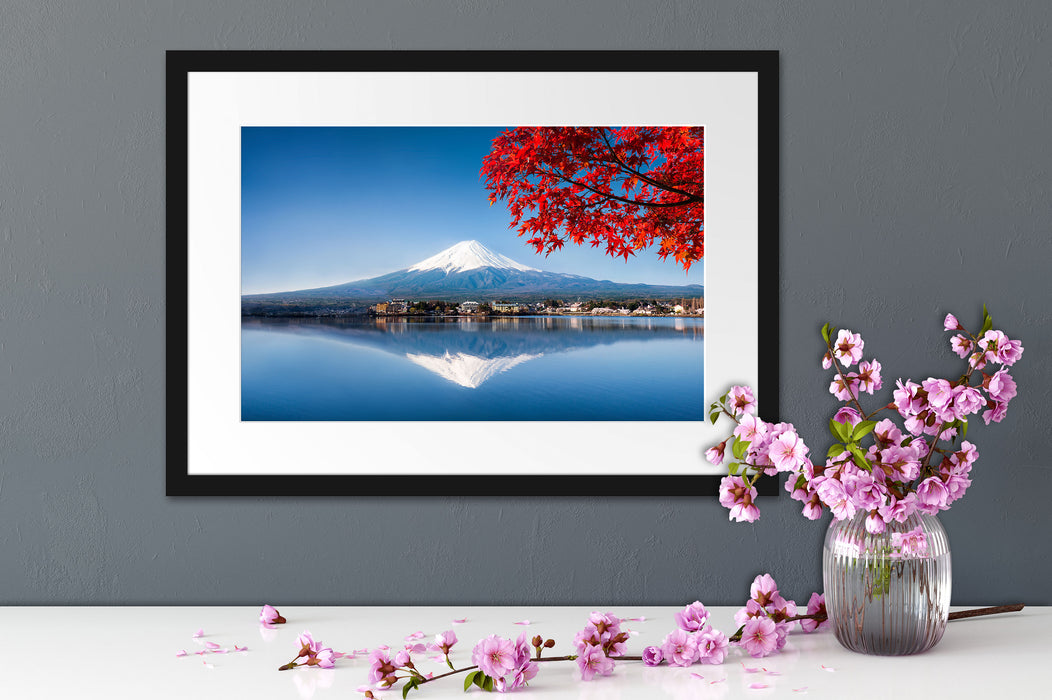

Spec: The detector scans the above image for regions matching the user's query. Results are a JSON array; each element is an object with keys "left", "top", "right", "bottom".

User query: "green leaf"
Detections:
[
  {"left": 827, "top": 443, "right": 846, "bottom": 459},
  {"left": 821, "top": 323, "right": 831, "bottom": 343},
  {"left": 404, "top": 678, "right": 418, "bottom": 699},
  {"left": 848, "top": 444, "right": 872, "bottom": 470},
  {"left": 852, "top": 420, "right": 877, "bottom": 440},
  {"left": 482, "top": 675, "right": 494, "bottom": 692},
  {"left": 901, "top": 436, "right": 914, "bottom": 447},
  {"left": 795, "top": 474, "right": 807, "bottom": 490},
  {"left": 732, "top": 438, "right": 750, "bottom": 460},
  {"left": 709, "top": 410, "right": 719, "bottom": 425},
  {"left": 728, "top": 461, "right": 739, "bottom": 476},
  {"left": 830, "top": 418, "right": 850, "bottom": 443},
  {"left": 465, "top": 671, "right": 480, "bottom": 692},
  {"left": 980, "top": 304, "right": 993, "bottom": 335}
]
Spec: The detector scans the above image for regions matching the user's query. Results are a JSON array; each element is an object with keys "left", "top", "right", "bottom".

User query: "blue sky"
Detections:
[{"left": 241, "top": 127, "right": 704, "bottom": 294}]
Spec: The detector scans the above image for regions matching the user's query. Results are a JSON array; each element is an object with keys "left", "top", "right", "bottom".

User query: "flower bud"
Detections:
[{"left": 543, "top": 639, "right": 556, "bottom": 648}]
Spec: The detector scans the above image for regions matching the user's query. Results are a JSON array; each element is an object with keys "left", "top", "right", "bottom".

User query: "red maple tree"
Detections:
[{"left": 480, "top": 126, "right": 704, "bottom": 271}]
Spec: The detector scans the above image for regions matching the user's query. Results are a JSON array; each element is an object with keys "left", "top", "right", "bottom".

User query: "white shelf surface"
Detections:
[{"left": 0, "top": 605, "right": 1044, "bottom": 699}]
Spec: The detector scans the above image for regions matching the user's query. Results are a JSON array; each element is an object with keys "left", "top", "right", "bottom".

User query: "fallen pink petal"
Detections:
[
  {"left": 749, "top": 683, "right": 770, "bottom": 689},
  {"left": 205, "top": 641, "right": 221, "bottom": 649},
  {"left": 234, "top": 645, "right": 249, "bottom": 652},
  {"left": 405, "top": 631, "right": 425, "bottom": 641},
  {"left": 192, "top": 628, "right": 204, "bottom": 638},
  {"left": 627, "top": 616, "right": 647, "bottom": 622},
  {"left": 175, "top": 650, "right": 188, "bottom": 657},
  {"left": 742, "top": 663, "right": 761, "bottom": 674},
  {"left": 452, "top": 618, "right": 468, "bottom": 624},
  {"left": 513, "top": 620, "right": 531, "bottom": 625},
  {"left": 710, "top": 678, "right": 726, "bottom": 685},
  {"left": 195, "top": 651, "right": 207, "bottom": 656},
  {"left": 821, "top": 665, "right": 835, "bottom": 672},
  {"left": 211, "top": 649, "right": 229, "bottom": 654},
  {"left": 690, "top": 673, "right": 705, "bottom": 680},
  {"left": 793, "top": 688, "right": 809, "bottom": 693}
]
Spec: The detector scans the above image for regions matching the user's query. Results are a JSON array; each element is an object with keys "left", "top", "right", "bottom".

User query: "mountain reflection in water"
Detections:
[{"left": 241, "top": 316, "right": 704, "bottom": 421}]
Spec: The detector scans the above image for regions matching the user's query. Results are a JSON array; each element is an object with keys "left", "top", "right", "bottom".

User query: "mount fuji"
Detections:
[{"left": 242, "top": 240, "right": 703, "bottom": 313}]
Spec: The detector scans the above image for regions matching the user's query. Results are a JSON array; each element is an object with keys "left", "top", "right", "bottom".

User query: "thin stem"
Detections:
[{"left": 948, "top": 604, "right": 1024, "bottom": 620}]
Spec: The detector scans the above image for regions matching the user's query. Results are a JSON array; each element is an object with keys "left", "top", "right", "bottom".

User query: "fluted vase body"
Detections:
[{"left": 822, "top": 511, "right": 951, "bottom": 655}]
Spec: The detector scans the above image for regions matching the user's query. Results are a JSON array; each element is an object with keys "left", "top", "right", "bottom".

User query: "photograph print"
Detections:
[
  {"left": 240, "top": 126, "right": 706, "bottom": 423},
  {"left": 169, "top": 51, "right": 777, "bottom": 495}
]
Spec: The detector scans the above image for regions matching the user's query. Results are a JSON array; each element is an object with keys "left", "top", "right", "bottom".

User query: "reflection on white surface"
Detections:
[
  {"left": 576, "top": 679, "right": 623, "bottom": 700},
  {"left": 258, "top": 625, "right": 279, "bottom": 643},
  {"left": 643, "top": 665, "right": 729, "bottom": 699},
  {"left": 291, "top": 668, "right": 335, "bottom": 699},
  {"left": 405, "top": 351, "right": 542, "bottom": 388}
]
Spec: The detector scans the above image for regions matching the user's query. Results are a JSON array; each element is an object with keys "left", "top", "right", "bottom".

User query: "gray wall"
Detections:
[{"left": 1, "top": 1, "right": 1048, "bottom": 606}]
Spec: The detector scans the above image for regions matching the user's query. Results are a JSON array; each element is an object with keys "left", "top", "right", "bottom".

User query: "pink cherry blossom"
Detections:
[
  {"left": 943, "top": 313, "right": 960, "bottom": 331},
  {"left": 833, "top": 406, "right": 862, "bottom": 427},
  {"left": 719, "top": 475, "right": 760, "bottom": 523},
  {"left": 431, "top": 630, "right": 458, "bottom": 655},
  {"left": 829, "top": 373, "right": 860, "bottom": 402},
  {"left": 987, "top": 368, "right": 1017, "bottom": 402},
  {"left": 661, "top": 628, "right": 699, "bottom": 667},
  {"left": 696, "top": 628, "right": 729, "bottom": 665},
  {"left": 915, "top": 477, "right": 949, "bottom": 513},
  {"left": 922, "top": 378, "right": 953, "bottom": 408},
  {"left": 642, "top": 645, "right": 663, "bottom": 666},
  {"left": 705, "top": 441, "right": 727, "bottom": 466},
  {"left": 997, "top": 338, "right": 1024, "bottom": 366},
  {"left": 734, "top": 414, "right": 769, "bottom": 442},
  {"left": 893, "top": 379, "right": 925, "bottom": 416},
  {"left": 769, "top": 431, "right": 808, "bottom": 471},
  {"left": 950, "top": 334, "right": 973, "bottom": 359},
  {"left": 952, "top": 385, "right": 984, "bottom": 416},
  {"left": 674, "top": 601, "right": 710, "bottom": 632},
  {"left": 472, "top": 635, "right": 518, "bottom": 681},
  {"left": 750, "top": 574, "right": 779, "bottom": 607},
  {"left": 816, "top": 478, "right": 856, "bottom": 520},
  {"left": 368, "top": 650, "right": 397, "bottom": 685},
  {"left": 259, "top": 604, "right": 285, "bottom": 625},
  {"left": 734, "top": 599, "right": 768, "bottom": 627},
  {"left": 983, "top": 400, "right": 1008, "bottom": 424},
  {"left": 728, "top": 385, "right": 757, "bottom": 416},
  {"left": 576, "top": 644, "right": 614, "bottom": 680},
  {"left": 833, "top": 329, "right": 864, "bottom": 367},
  {"left": 739, "top": 617, "right": 778, "bottom": 658},
  {"left": 800, "top": 593, "right": 829, "bottom": 633},
  {"left": 856, "top": 359, "right": 882, "bottom": 394},
  {"left": 865, "top": 511, "right": 886, "bottom": 534}
]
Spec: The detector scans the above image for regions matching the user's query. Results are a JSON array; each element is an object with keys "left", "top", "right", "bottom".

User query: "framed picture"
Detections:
[{"left": 167, "top": 50, "right": 779, "bottom": 496}]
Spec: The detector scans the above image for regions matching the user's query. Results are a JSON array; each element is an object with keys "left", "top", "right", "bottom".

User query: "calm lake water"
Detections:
[{"left": 241, "top": 316, "right": 703, "bottom": 421}]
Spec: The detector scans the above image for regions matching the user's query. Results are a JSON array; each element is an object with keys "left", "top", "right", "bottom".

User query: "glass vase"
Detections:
[{"left": 822, "top": 510, "right": 951, "bottom": 655}]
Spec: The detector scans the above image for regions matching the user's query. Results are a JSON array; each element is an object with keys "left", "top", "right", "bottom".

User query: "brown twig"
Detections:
[{"left": 948, "top": 604, "right": 1024, "bottom": 621}]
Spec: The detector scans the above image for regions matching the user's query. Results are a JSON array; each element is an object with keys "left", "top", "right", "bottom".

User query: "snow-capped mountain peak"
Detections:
[{"left": 407, "top": 240, "right": 539, "bottom": 274}]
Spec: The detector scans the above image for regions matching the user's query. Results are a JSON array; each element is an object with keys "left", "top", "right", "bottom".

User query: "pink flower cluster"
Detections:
[
  {"left": 291, "top": 631, "right": 337, "bottom": 669},
  {"left": 471, "top": 634, "right": 538, "bottom": 692},
  {"left": 735, "top": 575, "right": 826, "bottom": 658},
  {"left": 572, "top": 611, "right": 629, "bottom": 680},
  {"left": 707, "top": 310, "right": 1023, "bottom": 527},
  {"left": 641, "top": 601, "right": 729, "bottom": 668}
]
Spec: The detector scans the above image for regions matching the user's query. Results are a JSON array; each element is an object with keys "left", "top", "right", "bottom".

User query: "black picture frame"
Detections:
[{"left": 166, "top": 50, "right": 779, "bottom": 497}]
